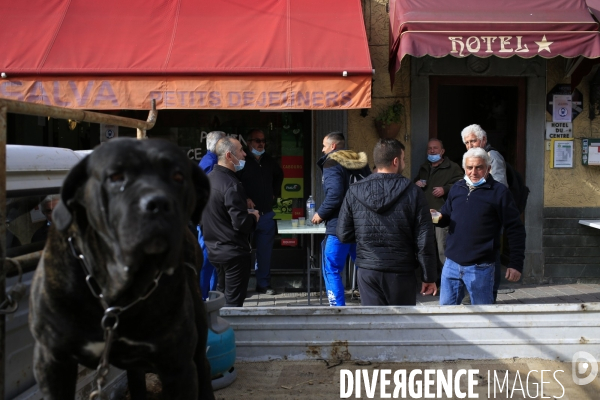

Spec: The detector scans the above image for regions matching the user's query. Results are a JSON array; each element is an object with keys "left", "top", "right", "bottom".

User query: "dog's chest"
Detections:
[{"left": 83, "top": 337, "right": 156, "bottom": 359}]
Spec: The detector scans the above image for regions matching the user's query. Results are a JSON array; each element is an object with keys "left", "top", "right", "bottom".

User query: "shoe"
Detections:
[{"left": 256, "top": 286, "right": 277, "bottom": 295}]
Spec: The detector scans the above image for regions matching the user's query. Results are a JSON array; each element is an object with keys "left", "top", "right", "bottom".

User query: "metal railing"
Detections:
[{"left": 0, "top": 97, "right": 157, "bottom": 397}]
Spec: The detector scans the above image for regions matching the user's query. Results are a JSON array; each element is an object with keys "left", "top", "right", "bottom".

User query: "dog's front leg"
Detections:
[
  {"left": 127, "top": 369, "right": 148, "bottom": 400},
  {"left": 33, "top": 342, "right": 78, "bottom": 399},
  {"left": 157, "top": 361, "right": 199, "bottom": 400}
]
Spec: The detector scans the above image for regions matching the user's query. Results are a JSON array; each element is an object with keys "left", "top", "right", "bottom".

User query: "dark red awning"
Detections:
[
  {"left": 0, "top": 0, "right": 372, "bottom": 110},
  {"left": 389, "top": 0, "right": 600, "bottom": 85}
]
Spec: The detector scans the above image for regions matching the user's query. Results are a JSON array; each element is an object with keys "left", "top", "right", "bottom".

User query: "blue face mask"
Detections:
[
  {"left": 427, "top": 154, "right": 442, "bottom": 163},
  {"left": 251, "top": 148, "right": 265, "bottom": 156},
  {"left": 464, "top": 174, "right": 486, "bottom": 187},
  {"left": 232, "top": 154, "right": 246, "bottom": 172}
]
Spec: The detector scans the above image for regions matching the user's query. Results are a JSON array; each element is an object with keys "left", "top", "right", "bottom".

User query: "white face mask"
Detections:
[
  {"left": 231, "top": 154, "right": 245, "bottom": 171},
  {"left": 464, "top": 174, "right": 486, "bottom": 187}
]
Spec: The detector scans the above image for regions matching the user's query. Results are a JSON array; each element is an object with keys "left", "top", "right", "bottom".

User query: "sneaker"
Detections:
[{"left": 256, "top": 286, "right": 277, "bottom": 295}]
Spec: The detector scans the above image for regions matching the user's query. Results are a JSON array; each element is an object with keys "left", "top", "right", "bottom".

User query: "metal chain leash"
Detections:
[
  {"left": 89, "top": 308, "right": 120, "bottom": 400},
  {"left": 67, "top": 236, "right": 164, "bottom": 400},
  {"left": 0, "top": 258, "right": 27, "bottom": 314}
]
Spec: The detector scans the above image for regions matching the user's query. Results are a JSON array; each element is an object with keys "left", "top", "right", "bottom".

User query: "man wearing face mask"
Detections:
[
  {"left": 337, "top": 139, "right": 438, "bottom": 305},
  {"left": 434, "top": 148, "right": 525, "bottom": 305},
  {"left": 203, "top": 137, "right": 260, "bottom": 307},
  {"left": 237, "top": 129, "right": 284, "bottom": 295},
  {"left": 414, "top": 138, "right": 463, "bottom": 282}
]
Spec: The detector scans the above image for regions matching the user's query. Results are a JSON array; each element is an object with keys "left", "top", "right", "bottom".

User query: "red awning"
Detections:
[
  {"left": 0, "top": 0, "right": 372, "bottom": 110},
  {"left": 389, "top": 0, "right": 600, "bottom": 85}
]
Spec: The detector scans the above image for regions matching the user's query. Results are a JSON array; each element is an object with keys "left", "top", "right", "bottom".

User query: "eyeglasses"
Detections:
[{"left": 250, "top": 139, "right": 267, "bottom": 144}]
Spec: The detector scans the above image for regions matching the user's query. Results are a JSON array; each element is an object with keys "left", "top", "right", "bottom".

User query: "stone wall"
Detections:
[
  {"left": 347, "top": 0, "right": 412, "bottom": 177},
  {"left": 544, "top": 58, "right": 600, "bottom": 207}
]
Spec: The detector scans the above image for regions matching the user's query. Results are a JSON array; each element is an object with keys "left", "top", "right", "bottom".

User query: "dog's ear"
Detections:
[
  {"left": 53, "top": 156, "right": 90, "bottom": 232},
  {"left": 189, "top": 162, "right": 210, "bottom": 225}
]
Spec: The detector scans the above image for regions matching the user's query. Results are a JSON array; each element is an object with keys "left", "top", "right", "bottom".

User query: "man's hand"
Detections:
[
  {"left": 505, "top": 268, "right": 521, "bottom": 282},
  {"left": 312, "top": 212, "right": 323, "bottom": 225},
  {"left": 249, "top": 209, "right": 260, "bottom": 222},
  {"left": 432, "top": 187, "right": 445, "bottom": 197},
  {"left": 421, "top": 282, "right": 437, "bottom": 296},
  {"left": 247, "top": 198, "right": 256, "bottom": 209},
  {"left": 415, "top": 180, "right": 426, "bottom": 188}
]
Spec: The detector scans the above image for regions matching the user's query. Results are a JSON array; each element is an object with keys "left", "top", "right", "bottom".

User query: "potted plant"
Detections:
[{"left": 374, "top": 100, "right": 403, "bottom": 139}]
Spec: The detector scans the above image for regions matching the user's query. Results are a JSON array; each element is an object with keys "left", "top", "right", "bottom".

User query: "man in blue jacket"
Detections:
[
  {"left": 312, "top": 132, "right": 371, "bottom": 306},
  {"left": 198, "top": 131, "right": 226, "bottom": 299},
  {"left": 435, "top": 147, "right": 525, "bottom": 305}
]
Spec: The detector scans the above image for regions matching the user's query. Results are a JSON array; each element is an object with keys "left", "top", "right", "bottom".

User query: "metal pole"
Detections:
[
  {"left": 4, "top": 99, "right": 157, "bottom": 132},
  {"left": 0, "top": 102, "right": 7, "bottom": 400}
]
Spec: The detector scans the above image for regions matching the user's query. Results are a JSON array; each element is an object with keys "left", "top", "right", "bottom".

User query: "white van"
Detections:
[{"left": 4, "top": 145, "right": 126, "bottom": 400}]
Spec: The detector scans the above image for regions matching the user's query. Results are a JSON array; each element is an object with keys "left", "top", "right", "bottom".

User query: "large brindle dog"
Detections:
[{"left": 29, "top": 138, "right": 215, "bottom": 400}]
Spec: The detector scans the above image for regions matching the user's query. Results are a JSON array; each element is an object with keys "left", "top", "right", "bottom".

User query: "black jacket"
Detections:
[
  {"left": 438, "top": 176, "right": 526, "bottom": 271},
  {"left": 202, "top": 165, "right": 256, "bottom": 263},
  {"left": 336, "top": 173, "right": 437, "bottom": 282},
  {"left": 237, "top": 152, "right": 284, "bottom": 213}
]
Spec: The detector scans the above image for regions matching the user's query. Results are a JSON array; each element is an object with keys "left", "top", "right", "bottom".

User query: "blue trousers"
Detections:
[
  {"left": 198, "top": 226, "right": 217, "bottom": 300},
  {"left": 253, "top": 211, "right": 276, "bottom": 289},
  {"left": 322, "top": 235, "right": 356, "bottom": 306},
  {"left": 440, "top": 258, "right": 495, "bottom": 305}
]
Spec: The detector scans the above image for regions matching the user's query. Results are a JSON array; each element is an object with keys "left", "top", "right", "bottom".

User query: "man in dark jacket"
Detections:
[
  {"left": 237, "top": 129, "right": 284, "bottom": 295},
  {"left": 197, "top": 131, "right": 226, "bottom": 300},
  {"left": 414, "top": 138, "right": 463, "bottom": 281},
  {"left": 337, "top": 139, "right": 438, "bottom": 305},
  {"left": 203, "top": 137, "right": 260, "bottom": 307},
  {"left": 436, "top": 147, "right": 525, "bottom": 306},
  {"left": 312, "top": 132, "right": 370, "bottom": 306}
]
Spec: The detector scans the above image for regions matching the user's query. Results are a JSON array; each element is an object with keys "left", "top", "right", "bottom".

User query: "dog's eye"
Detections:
[
  {"left": 109, "top": 172, "right": 125, "bottom": 182},
  {"left": 172, "top": 172, "right": 184, "bottom": 183}
]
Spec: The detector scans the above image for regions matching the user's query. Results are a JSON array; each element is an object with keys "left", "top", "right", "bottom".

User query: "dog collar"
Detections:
[{"left": 67, "top": 236, "right": 163, "bottom": 313}]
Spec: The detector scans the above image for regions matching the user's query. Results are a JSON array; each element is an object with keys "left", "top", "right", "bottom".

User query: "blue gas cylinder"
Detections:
[{"left": 205, "top": 291, "right": 237, "bottom": 390}]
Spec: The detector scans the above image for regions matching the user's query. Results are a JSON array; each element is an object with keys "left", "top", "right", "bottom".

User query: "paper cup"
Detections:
[
  {"left": 298, "top": 217, "right": 306, "bottom": 226},
  {"left": 291, "top": 219, "right": 299, "bottom": 228}
]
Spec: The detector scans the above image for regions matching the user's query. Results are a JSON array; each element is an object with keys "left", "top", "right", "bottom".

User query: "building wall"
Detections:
[
  {"left": 544, "top": 58, "right": 600, "bottom": 207},
  {"left": 348, "top": 0, "right": 412, "bottom": 177}
]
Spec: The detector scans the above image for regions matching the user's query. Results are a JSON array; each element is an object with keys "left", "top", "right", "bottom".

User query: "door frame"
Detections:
[{"left": 429, "top": 76, "right": 527, "bottom": 177}]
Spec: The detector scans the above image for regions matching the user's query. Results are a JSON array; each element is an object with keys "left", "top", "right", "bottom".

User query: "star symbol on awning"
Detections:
[{"left": 535, "top": 35, "right": 553, "bottom": 53}]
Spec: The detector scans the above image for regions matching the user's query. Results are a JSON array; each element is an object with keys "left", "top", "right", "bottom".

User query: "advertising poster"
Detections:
[{"left": 552, "top": 95, "right": 572, "bottom": 122}]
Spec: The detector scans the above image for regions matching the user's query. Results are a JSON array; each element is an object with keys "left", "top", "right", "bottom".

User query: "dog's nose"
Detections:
[{"left": 140, "top": 194, "right": 172, "bottom": 215}]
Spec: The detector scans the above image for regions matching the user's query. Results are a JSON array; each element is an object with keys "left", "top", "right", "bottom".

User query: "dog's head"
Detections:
[{"left": 53, "top": 138, "right": 209, "bottom": 300}]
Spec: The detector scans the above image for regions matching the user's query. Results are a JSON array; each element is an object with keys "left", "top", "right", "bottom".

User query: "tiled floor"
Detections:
[{"left": 242, "top": 283, "right": 600, "bottom": 307}]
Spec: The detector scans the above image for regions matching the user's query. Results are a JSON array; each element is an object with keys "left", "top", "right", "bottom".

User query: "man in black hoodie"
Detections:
[{"left": 337, "top": 139, "right": 438, "bottom": 305}]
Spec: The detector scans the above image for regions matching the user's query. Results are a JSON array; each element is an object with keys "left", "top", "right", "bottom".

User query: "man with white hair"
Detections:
[
  {"left": 461, "top": 123, "right": 508, "bottom": 302},
  {"left": 461, "top": 124, "right": 507, "bottom": 187},
  {"left": 434, "top": 148, "right": 525, "bottom": 305},
  {"left": 198, "top": 131, "right": 226, "bottom": 299}
]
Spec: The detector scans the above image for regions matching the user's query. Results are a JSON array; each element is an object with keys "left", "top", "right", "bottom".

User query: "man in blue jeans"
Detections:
[
  {"left": 435, "top": 148, "right": 525, "bottom": 305},
  {"left": 312, "top": 132, "right": 370, "bottom": 306},
  {"left": 237, "top": 129, "right": 284, "bottom": 295}
]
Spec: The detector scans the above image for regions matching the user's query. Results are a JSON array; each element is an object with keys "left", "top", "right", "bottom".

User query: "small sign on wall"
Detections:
[
  {"left": 551, "top": 138, "right": 574, "bottom": 168},
  {"left": 100, "top": 124, "right": 118, "bottom": 142},
  {"left": 545, "top": 122, "right": 572, "bottom": 139},
  {"left": 583, "top": 138, "right": 600, "bottom": 166}
]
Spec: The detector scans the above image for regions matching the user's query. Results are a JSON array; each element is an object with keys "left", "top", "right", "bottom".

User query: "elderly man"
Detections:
[
  {"left": 435, "top": 148, "right": 525, "bottom": 305},
  {"left": 203, "top": 137, "right": 260, "bottom": 307},
  {"left": 337, "top": 139, "right": 437, "bottom": 305},
  {"left": 414, "top": 138, "right": 463, "bottom": 281},
  {"left": 312, "top": 131, "right": 371, "bottom": 306},
  {"left": 461, "top": 124, "right": 510, "bottom": 302},
  {"left": 197, "top": 131, "right": 226, "bottom": 299},
  {"left": 237, "top": 129, "right": 284, "bottom": 295}
]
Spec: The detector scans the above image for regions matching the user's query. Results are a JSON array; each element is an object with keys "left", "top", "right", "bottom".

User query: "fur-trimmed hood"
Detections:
[{"left": 325, "top": 150, "right": 369, "bottom": 170}]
